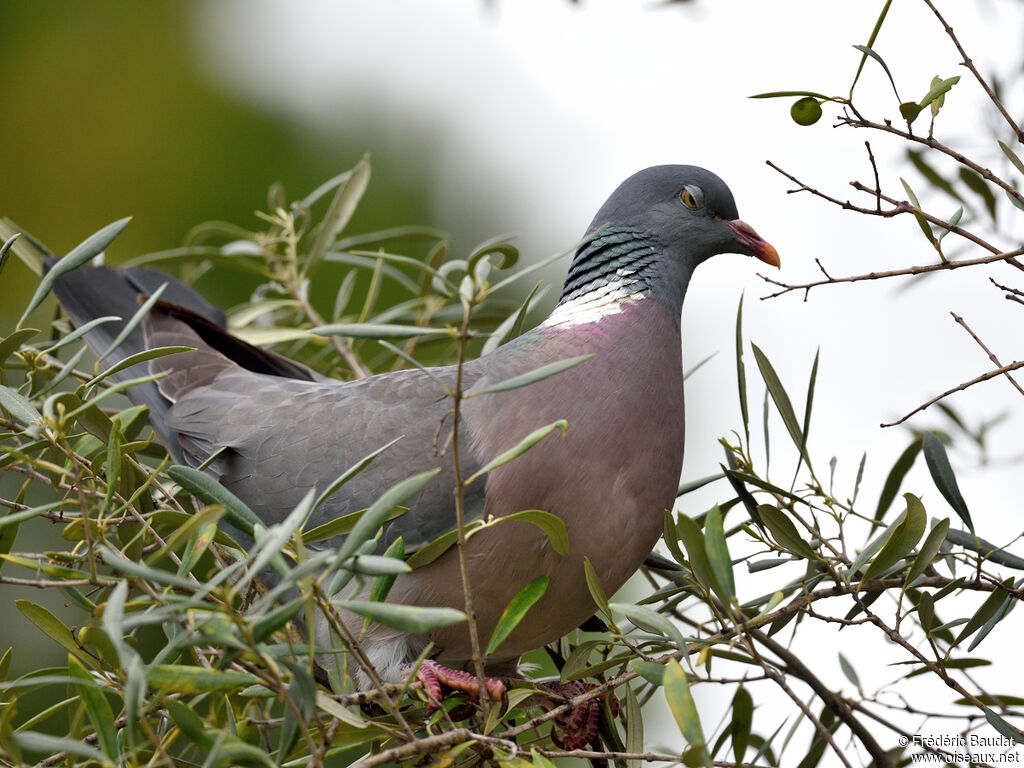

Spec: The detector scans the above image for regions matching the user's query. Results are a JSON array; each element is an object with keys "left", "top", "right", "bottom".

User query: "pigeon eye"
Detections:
[{"left": 679, "top": 185, "right": 704, "bottom": 210}]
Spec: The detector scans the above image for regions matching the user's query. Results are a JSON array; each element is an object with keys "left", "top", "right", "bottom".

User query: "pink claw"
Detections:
[
  {"left": 547, "top": 681, "right": 620, "bottom": 751},
  {"left": 407, "top": 660, "right": 507, "bottom": 711}
]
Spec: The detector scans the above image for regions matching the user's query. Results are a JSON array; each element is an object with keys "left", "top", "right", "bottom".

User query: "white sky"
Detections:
[{"left": 194, "top": 1, "right": 1024, "bottom": 761}]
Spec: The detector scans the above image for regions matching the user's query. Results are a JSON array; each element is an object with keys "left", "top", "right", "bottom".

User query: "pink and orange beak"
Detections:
[{"left": 724, "top": 218, "right": 780, "bottom": 268}]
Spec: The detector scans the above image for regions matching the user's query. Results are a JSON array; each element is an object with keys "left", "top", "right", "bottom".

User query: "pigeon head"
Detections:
[
  {"left": 552, "top": 165, "right": 778, "bottom": 322},
  {"left": 586, "top": 164, "right": 779, "bottom": 270}
]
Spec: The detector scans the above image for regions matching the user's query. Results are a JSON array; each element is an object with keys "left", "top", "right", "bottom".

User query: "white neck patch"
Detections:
[{"left": 541, "top": 278, "right": 648, "bottom": 329}]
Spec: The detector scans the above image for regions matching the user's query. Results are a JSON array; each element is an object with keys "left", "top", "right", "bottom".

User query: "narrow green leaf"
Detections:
[
  {"left": 252, "top": 597, "right": 306, "bottom": 643},
  {"left": 583, "top": 556, "right": 614, "bottom": 626},
  {"left": 96, "top": 281, "right": 167, "bottom": 362},
  {"left": 850, "top": 0, "right": 892, "bottom": 93},
  {"left": 482, "top": 509, "right": 569, "bottom": 557},
  {"left": 943, "top": 528, "right": 1024, "bottom": 570},
  {"left": 958, "top": 167, "right": 998, "bottom": 220},
  {"left": 683, "top": 351, "right": 718, "bottom": 381},
  {"left": 315, "top": 690, "right": 367, "bottom": 729},
  {"left": 470, "top": 355, "right": 593, "bottom": 397},
  {"left": 405, "top": 527, "right": 462, "bottom": 569},
  {"left": 98, "top": 545, "right": 195, "bottom": 589},
  {"left": 610, "top": 602, "right": 686, "bottom": 649},
  {"left": 19, "top": 217, "right": 131, "bottom": 327},
  {"left": 89, "top": 344, "right": 194, "bottom": 390},
  {"left": 900, "top": 177, "right": 938, "bottom": 246},
  {"left": 662, "top": 510, "right": 688, "bottom": 565},
  {"left": 917, "top": 591, "right": 936, "bottom": 633},
  {"left": 749, "top": 90, "right": 832, "bottom": 100},
  {"left": 630, "top": 659, "right": 665, "bottom": 686},
  {"left": 0, "top": 384, "right": 40, "bottom": 426},
  {"left": 560, "top": 641, "right": 603, "bottom": 681},
  {"left": 676, "top": 514, "right": 720, "bottom": 598},
  {"left": 165, "top": 698, "right": 213, "bottom": 747},
  {"left": 304, "top": 505, "right": 407, "bottom": 545},
  {"left": 917, "top": 75, "right": 960, "bottom": 108},
  {"left": 663, "top": 659, "right": 709, "bottom": 762},
  {"left": 902, "top": 657, "right": 989, "bottom": 678},
  {"left": 0, "top": 327, "right": 40, "bottom": 364},
  {"left": 928, "top": 75, "right": 946, "bottom": 117},
  {"left": 9, "top": 733, "right": 111, "bottom": 766},
  {"left": 799, "top": 349, "right": 819, "bottom": 471},
  {"left": 851, "top": 45, "right": 900, "bottom": 100},
  {"left": 998, "top": 139, "right": 1024, "bottom": 176},
  {"left": 306, "top": 155, "right": 371, "bottom": 272},
  {"left": 378, "top": 340, "right": 448, "bottom": 388},
  {"left": 102, "top": 418, "right": 123, "bottom": 514},
  {"left": 241, "top": 488, "right": 317, "bottom": 587},
  {"left": 968, "top": 587, "right": 1014, "bottom": 652},
  {"left": 731, "top": 685, "right": 753, "bottom": 763},
  {"left": 278, "top": 659, "right": 316, "bottom": 758},
  {"left": 174, "top": 509, "right": 223, "bottom": 576},
  {"left": 0, "top": 232, "right": 20, "bottom": 277},
  {"left": 623, "top": 683, "right": 643, "bottom": 768},
  {"left": 335, "top": 601, "right": 465, "bottom": 635},
  {"left": 937, "top": 206, "right": 964, "bottom": 243},
  {"left": 905, "top": 517, "right": 950, "bottom": 586},
  {"left": 955, "top": 579, "right": 1013, "bottom": 647},
  {"left": 311, "top": 322, "right": 450, "bottom": 340},
  {"left": 838, "top": 652, "right": 861, "bottom": 689},
  {"left": 796, "top": 706, "right": 837, "bottom": 768},
  {"left": 874, "top": 437, "right": 921, "bottom": 528},
  {"left": 362, "top": 538, "right": 407, "bottom": 635},
  {"left": 758, "top": 504, "right": 815, "bottom": 559},
  {"left": 167, "top": 464, "right": 263, "bottom": 538},
  {"left": 703, "top": 505, "right": 735, "bottom": 602},
  {"left": 347, "top": 554, "right": 411, "bottom": 575},
  {"left": 335, "top": 468, "right": 440, "bottom": 564},
  {"left": 483, "top": 282, "right": 547, "bottom": 355},
  {"left": 2, "top": 552, "right": 87, "bottom": 580},
  {"left": 464, "top": 420, "right": 567, "bottom": 485},
  {"left": 68, "top": 654, "right": 119, "bottom": 761},
  {"left": 35, "top": 344, "right": 89, "bottom": 398},
  {"left": 487, "top": 576, "right": 549, "bottom": 654},
  {"left": 907, "top": 150, "right": 965, "bottom": 205},
  {"left": 1006, "top": 187, "right": 1024, "bottom": 212},
  {"left": 985, "top": 708, "right": 1024, "bottom": 744},
  {"left": 15, "top": 600, "right": 81, "bottom": 657},
  {"left": 722, "top": 457, "right": 763, "bottom": 529},
  {"left": 677, "top": 472, "right": 724, "bottom": 497},
  {"left": 954, "top": 695, "right": 1024, "bottom": 707},
  {"left": 860, "top": 493, "right": 927, "bottom": 584},
  {"left": 735, "top": 296, "right": 749, "bottom": 446},
  {"left": 148, "top": 664, "right": 257, "bottom": 694},
  {"left": 922, "top": 432, "right": 974, "bottom": 533},
  {"left": 751, "top": 344, "right": 809, "bottom": 469}
]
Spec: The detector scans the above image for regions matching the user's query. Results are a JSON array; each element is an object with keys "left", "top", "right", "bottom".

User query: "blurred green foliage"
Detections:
[{"left": 0, "top": 1, "right": 434, "bottom": 323}]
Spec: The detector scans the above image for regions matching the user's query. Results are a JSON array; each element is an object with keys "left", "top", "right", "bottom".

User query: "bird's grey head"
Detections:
[
  {"left": 585, "top": 164, "right": 779, "bottom": 271},
  {"left": 550, "top": 165, "right": 778, "bottom": 324}
]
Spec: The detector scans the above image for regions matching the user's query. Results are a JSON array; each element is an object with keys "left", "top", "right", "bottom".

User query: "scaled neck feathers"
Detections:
[{"left": 542, "top": 227, "right": 660, "bottom": 329}]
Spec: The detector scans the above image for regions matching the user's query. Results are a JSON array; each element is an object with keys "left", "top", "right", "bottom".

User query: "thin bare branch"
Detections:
[
  {"left": 921, "top": 0, "right": 1024, "bottom": 143},
  {"left": 952, "top": 312, "right": 1024, "bottom": 399},
  {"left": 882, "top": 359, "right": 1024, "bottom": 427}
]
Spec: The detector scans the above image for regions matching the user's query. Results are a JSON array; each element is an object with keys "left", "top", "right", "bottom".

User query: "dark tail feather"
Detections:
[
  {"left": 46, "top": 258, "right": 228, "bottom": 451},
  {"left": 46, "top": 257, "right": 323, "bottom": 457}
]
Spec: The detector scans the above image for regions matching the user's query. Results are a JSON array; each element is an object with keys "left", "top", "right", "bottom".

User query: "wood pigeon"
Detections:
[{"left": 47, "top": 165, "right": 778, "bottom": 703}]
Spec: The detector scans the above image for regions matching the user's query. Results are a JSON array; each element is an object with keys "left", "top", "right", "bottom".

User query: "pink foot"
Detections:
[
  {"left": 545, "top": 681, "right": 620, "bottom": 751},
  {"left": 408, "top": 659, "right": 507, "bottom": 710}
]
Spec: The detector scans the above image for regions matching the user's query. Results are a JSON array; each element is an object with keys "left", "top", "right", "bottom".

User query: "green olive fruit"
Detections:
[{"left": 790, "top": 97, "right": 823, "bottom": 126}]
